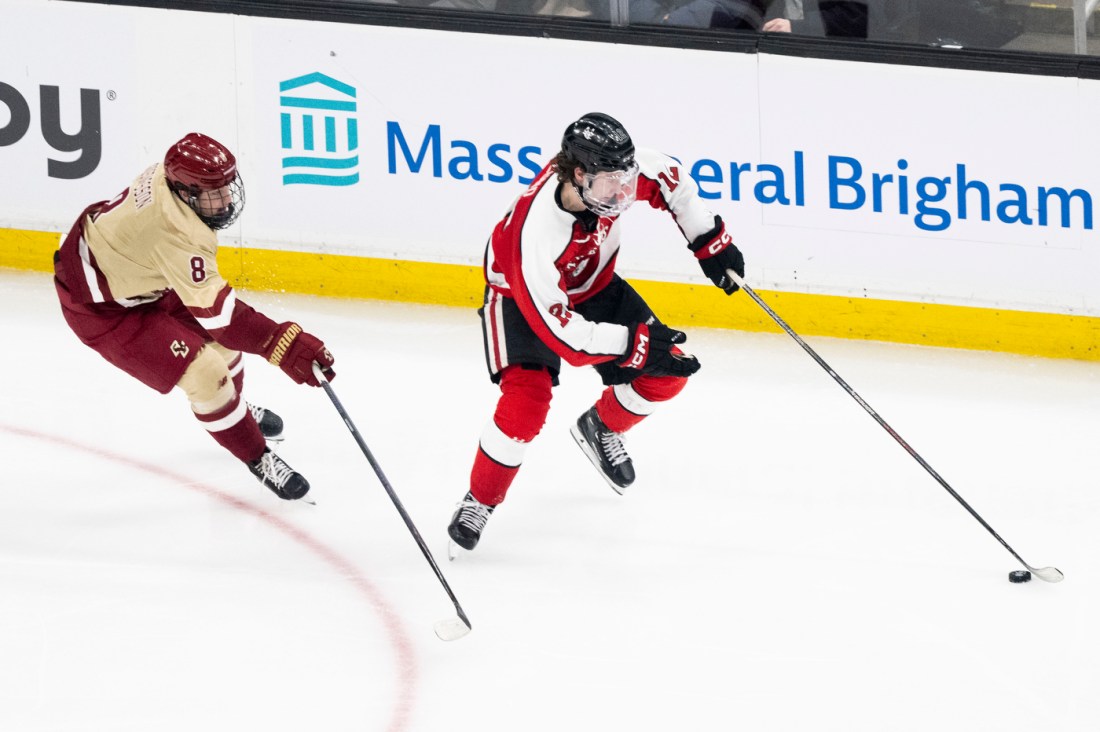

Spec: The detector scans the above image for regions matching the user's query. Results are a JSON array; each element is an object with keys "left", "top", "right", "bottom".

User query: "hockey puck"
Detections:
[{"left": 1008, "top": 570, "right": 1032, "bottom": 583}]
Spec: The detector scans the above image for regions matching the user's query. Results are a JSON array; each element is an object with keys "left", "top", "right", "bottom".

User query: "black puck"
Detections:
[{"left": 1008, "top": 570, "right": 1032, "bottom": 583}]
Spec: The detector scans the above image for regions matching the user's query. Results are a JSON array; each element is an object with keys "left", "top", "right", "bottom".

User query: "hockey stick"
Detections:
[
  {"left": 311, "top": 363, "right": 474, "bottom": 639},
  {"left": 727, "top": 270, "right": 1064, "bottom": 583}
]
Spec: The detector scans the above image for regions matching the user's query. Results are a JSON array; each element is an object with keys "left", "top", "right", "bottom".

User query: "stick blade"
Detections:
[
  {"left": 1031, "top": 566, "right": 1064, "bottom": 583},
  {"left": 434, "top": 615, "right": 472, "bottom": 641}
]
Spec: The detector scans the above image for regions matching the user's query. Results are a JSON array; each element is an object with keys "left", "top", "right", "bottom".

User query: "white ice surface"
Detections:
[{"left": 1, "top": 268, "right": 1098, "bottom": 732}]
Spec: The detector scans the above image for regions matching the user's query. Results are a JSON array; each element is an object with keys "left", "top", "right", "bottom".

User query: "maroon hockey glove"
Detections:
[
  {"left": 265, "top": 322, "right": 336, "bottom": 387},
  {"left": 689, "top": 216, "right": 744, "bottom": 295},
  {"left": 618, "top": 322, "right": 701, "bottom": 378}
]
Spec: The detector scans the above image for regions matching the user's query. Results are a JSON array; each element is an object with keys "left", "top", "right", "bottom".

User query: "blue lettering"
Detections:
[
  {"left": 754, "top": 164, "right": 790, "bottom": 205},
  {"left": 487, "top": 143, "right": 512, "bottom": 183},
  {"left": 690, "top": 159, "right": 722, "bottom": 200},
  {"left": 1038, "top": 187, "right": 1092, "bottom": 229},
  {"left": 897, "top": 159, "right": 909, "bottom": 215},
  {"left": 956, "top": 164, "right": 990, "bottom": 222},
  {"left": 794, "top": 151, "right": 805, "bottom": 206},
  {"left": 997, "top": 184, "right": 1033, "bottom": 225},
  {"left": 387, "top": 122, "right": 441, "bottom": 177},
  {"left": 729, "top": 162, "right": 752, "bottom": 202},
  {"left": 449, "top": 139, "right": 483, "bottom": 181},
  {"left": 914, "top": 176, "right": 951, "bottom": 232},
  {"left": 871, "top": 173, "right": 893, "bottom": 213},
  {"left": 517, "top": 145, "right": 543, "bottom": 184},
  {"left": 828, "top": 156, "right": 865, "bottom": 210}
]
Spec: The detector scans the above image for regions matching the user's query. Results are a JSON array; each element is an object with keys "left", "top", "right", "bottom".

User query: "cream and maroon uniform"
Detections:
[
  {"left": 470, "top": 148, "right": 729, "bottom": 506},
  {"left": 54, "top": 163, "right": 281, "bottom": 462}
]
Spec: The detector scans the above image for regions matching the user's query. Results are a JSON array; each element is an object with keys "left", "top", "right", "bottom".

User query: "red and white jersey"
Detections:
[
  {"left": 484, "top": 147, "right": 723, "bottom": 367},
  {"left": 55, "top": 163, "right": 241, "bottom": 339}
]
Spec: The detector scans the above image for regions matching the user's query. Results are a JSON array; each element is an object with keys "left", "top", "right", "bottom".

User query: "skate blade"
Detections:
[{"left": 447, "top": 539, "right": 463, "bottom": 561}]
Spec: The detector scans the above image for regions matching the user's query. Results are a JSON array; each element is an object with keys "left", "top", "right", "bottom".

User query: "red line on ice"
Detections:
[{"left": 2, "top": 423, "right": 417, "bottom": 732}]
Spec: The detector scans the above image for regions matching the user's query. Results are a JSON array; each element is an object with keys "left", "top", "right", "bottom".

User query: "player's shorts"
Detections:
[
  {"left": 55, "top": 265, "right": 211, "bottom": 395},
  {"left": 478, "top": 275, "right": 658, "bottom": 387}
]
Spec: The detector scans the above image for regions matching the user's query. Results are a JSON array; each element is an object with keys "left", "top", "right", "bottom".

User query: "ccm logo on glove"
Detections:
[
  {"left": 688, "top": 216, "right": 745, "bottom": 295},
  {"left": 618, "top": 322, "right": 700, "bottom": 378},
  {"left": 622, "top": 331, "right": 649, "bottom": 369},
  {"left": 705, "top": 229, "right": 734, "bottom": 256}
]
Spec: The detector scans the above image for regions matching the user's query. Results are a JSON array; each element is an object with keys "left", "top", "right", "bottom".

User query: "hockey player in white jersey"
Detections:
[{"left": 447, "top": 112, "right": 745, "bottom": 554}]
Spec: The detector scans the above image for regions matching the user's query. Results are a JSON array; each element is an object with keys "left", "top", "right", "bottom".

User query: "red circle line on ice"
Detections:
[{"left": 2, "top": 423, "right": 417, "bottom": 732}]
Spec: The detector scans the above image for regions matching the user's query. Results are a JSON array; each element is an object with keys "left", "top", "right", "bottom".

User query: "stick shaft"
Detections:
[
  {"left": 313, "top": 367, "right": 470, "bottom": 627},
  {"left": 728, "top": 270, "right": 1041, "bottom": 573}
]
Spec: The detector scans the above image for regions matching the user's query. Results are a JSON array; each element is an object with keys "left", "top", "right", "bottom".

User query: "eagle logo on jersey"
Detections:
[{"left": 170, "top": 340, "right": 190, "bottom": 358}]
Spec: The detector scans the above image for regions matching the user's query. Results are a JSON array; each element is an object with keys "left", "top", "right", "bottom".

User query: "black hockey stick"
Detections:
[
  {"left": 311, "top": 363, "right": 474, "bottom": 639},
  {"left": 727, "top": 270, "right": 1064, "bottom": 583}
]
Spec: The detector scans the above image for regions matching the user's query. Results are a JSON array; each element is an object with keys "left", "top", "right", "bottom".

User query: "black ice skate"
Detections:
[
  {"left": 447, "top": 491, "right": 496, "bottom": 557},
  {"left": 248, "top": 403, "right": 284, "bottom": 441},
  {"left": 248, "top": 448, "right": 310, "bottom": 500},
  {"left": 570, "top": 406, "right": 635, "bottom": 494}
]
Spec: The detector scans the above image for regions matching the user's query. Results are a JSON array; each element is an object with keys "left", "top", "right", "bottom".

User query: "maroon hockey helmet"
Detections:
[{"left": 163, "top": 132, "right": 245, "bottom": 230}]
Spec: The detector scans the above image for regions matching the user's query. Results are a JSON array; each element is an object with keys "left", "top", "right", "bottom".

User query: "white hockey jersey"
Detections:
[{"left": 484, "top": 147, "right": 725, "bottom": 367}]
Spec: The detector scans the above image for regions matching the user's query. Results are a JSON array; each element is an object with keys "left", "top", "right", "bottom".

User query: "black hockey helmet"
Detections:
[{"left": 561, "top": 113, "right": 635, "bottom": 173}]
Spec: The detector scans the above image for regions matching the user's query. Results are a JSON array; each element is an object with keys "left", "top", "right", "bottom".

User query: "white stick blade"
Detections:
[
  {"left": 1032, "top": 566, "right": 1064, "bottom": 583},
  {"left": 434, "top": 616, "right": 472, "bottom": 641}
]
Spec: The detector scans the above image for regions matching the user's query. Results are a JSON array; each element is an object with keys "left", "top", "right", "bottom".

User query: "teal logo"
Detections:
[{"left": 279, "top": 72, "right": 358, "bottom": 186}]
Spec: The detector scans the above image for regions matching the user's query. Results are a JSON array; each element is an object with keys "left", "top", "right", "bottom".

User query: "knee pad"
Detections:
[
  {"left": 629, "top": 373, "right": 689, "bottom": 404},
  {"left": 177, "top": 345, "right": 235, "bottom": 413},
  {"left": 205, "top": 342, "right": 243, "bottom": 391},
  {"left": 494, "top": 365, "right": 553, "bottom": 442}
]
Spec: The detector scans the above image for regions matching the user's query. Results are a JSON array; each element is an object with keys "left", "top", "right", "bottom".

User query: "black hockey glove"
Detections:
[
  {"left": 689, "top": 216, "right": 744, "bottom": 295},
  {"left": 618, "top": 322, "right": 701, "bottom": 378}
]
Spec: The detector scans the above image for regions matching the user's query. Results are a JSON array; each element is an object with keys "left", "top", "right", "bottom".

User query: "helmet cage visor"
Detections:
[
  {"left": 579, "top": 161, "right": 639, "bottom": 217},
  {"left": 176, "top": 173, "right": 245, "bottom": 230}
]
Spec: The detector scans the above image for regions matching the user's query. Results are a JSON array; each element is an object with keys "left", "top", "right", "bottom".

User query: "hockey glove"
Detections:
[
  {"left": 618, "top": 322, "right": 701, "bottom": 378},
  {"left": 689, "top": 216, "right": 744, "bottom": 295},
  {"left": 265, "top": 322, "right": 336, "bottom": 387}
]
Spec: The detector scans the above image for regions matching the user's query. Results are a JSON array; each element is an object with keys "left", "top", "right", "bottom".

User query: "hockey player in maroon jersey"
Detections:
[
  {"left": 53, "top": 132, "right": 336, "bottom": 500},
  {"left": 447, "top": 112, "right": 745, "bottom": 554}
]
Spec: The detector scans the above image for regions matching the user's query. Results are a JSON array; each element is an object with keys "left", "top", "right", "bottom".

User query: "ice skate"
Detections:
[
  {"left": 570, "top": 406, "right": 635, "bottom": 494},
  {"left": 447, "top": 491, "right": 496, "bottom": 558},
  {"left": 248, "top": 403, "right": 284, "bottom": 442},
  {"left": 248, "top": 448, "right": 310, "bottom": 500}
]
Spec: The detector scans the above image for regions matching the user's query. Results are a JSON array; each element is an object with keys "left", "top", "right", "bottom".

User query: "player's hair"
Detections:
[{"left": 554, "top": 150, "right": 585, "bottom": 184}]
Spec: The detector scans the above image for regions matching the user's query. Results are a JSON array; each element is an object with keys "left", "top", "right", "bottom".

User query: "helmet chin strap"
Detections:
[
  {"left": 199, "top": 205, "right": 236, "bottom": 230},
  {"left": 562, "top": 170, "right": 590, "bottom": 213},
  {"left": 573, "top": 165, "right": 605, "bottom": 213}
]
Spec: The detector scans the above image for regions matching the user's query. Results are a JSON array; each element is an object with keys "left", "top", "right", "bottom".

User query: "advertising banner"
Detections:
[
  {"left": 239, "top": 17, "right": 755, "bottom": 276},
  {"left": 0, "top": 1, "right": 241, "bottom": 231},
  {"left": 2, "top": 0, "right": 1099, "bottom": 320}
]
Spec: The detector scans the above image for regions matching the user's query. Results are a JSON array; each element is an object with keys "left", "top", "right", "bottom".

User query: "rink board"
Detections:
[
  {"left": 7, "top": 227, "right": 1096, "bottom": 360},
  {"left": 2, "top": 0, "right": 1100, "bottom": 360}
]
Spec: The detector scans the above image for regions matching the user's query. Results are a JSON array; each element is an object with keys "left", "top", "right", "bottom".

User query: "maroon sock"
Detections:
[{"left": 194, "top": 393, "right": 265, "bottom": 463}]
